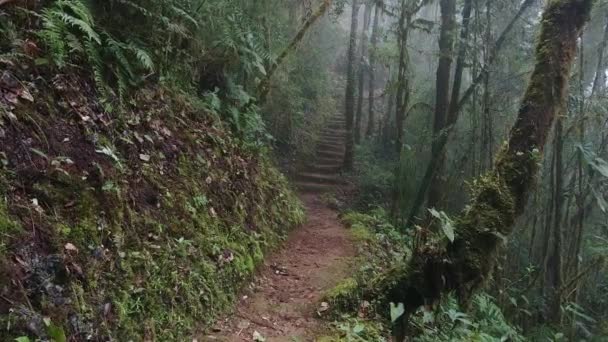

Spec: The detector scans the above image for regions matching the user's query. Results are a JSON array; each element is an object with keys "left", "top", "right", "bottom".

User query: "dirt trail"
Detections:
[{"left": 205, "top": 117, "right": 353, "bottom": 341}]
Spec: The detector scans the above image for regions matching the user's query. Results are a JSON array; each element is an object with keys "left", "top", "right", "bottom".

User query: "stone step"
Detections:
[
  {"left": 317, "top": 150, "right": 344, "bottom": 159},
  {"left": 318, "top": 137, "right": 345, "bottom": 144},
  {"left": 319, "top": 133, "right": 347, "bottom": 141},
  {"left": 327, "top": 122, "right": 345, "bottom": 130},
  {"left": 297, "top": 172, "right": 344, "bottom": 185},
  {"left": 295, "top": 181, "right": 334, "bottom": 193},
  {"left": 317, "top": 144, "right": 344, "bottom": 154},
  {"left": 321, "top": 129, "right": 347, "bottom": 136},
  {"left": 318, "top": 135, "right": 345, "bottom": 142},
  {"left": 305, "top": 164, "right": 342, "bottom": 174},
  {"left": 318, "top": 156, "right": 343, "bottom": 164}
]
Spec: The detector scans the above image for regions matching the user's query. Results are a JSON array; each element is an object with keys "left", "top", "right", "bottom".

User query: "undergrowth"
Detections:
[{"left": 317, "top": 209, "right": 524, "bottom": 342}]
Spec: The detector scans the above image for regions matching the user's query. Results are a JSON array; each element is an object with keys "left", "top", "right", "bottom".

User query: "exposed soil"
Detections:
[{"left": 204, "top": 117, "right": 355, "bottom": 341}]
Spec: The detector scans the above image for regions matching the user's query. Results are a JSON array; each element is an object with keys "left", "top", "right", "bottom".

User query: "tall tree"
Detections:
[
  {"left": 393, "top": 0, "right": 410, "bottom": 155},
  {"left": 388, "top": 0, "right": 593, "bottom": 339},
  {"left": 344, "top": 0, "right": 362, "bottom": 171},
  {"left": 405, "top": 0, "right": 535, "bottom": 227},
  {"left": 591, "top": 14, "right": 608, "bottom": 96},
  {"left": 355, "top": 2, "right": 373, "bottom": 144},
  {"left": 545, "top": 114, "right": 565, "bottom": 324},
  {"left": 393, "top": 0, "right": 426, "bottom": 154},
  {"left": 366, "top": 3, "right": 381, "bottom": 138},
  {"left": 425, "top": 0, "right": 457, "bottom": 211}
]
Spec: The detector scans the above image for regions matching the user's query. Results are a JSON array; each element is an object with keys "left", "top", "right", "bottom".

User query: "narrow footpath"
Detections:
[{"left": 205, "top": 116, "right": 355, "bottom": 341}]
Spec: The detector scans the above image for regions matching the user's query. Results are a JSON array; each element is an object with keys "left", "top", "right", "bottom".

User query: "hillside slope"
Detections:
[{"left": 0, "top": 65, "right": 304, "bottom": 340}]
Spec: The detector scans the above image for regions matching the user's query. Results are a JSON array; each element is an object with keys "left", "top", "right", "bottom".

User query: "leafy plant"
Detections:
[
  {"left": 411, "top": 294, "right": 524, "bottom": 342},
  {"left": 39, "top": 0, "right": 153, "bottom": 107}
]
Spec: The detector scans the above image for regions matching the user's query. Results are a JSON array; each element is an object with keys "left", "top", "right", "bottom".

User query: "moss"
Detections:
[
  {"left": 350, "top": 224, "right": 373, "bottom": 242},
  {"left": 0, "top": 171, "right": 20, "bottom": 257},
  {"left": 0, "top": 199, "right": 19, "bottom": 236}
]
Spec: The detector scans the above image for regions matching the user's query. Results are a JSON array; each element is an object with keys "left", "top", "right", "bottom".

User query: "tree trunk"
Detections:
[
  {"left": 366, "top": 3, "right": 381, "bottom": 138},
  {"left": 591, "top": 14, "right": 608, "bottom": 97},
  {"left": 405, "top": 0, "right": 534, "bottom": 227},
  {"left": 394, "top": 0, "right": 412, "bottom": 155},
  {"left": 383, "top": 75, "right": 396, "bottom": 149},
  {"left": 389, "top": 0, "right": 592, "bottom": 339},
  {"left": 343, "top": 0, "right": 361, "bottom": 171},
  {"left": 545, "top": 116, "right": 564, "bottom": 324},
  {"left": 355, "top": 3, "right": 373, "bottom": 145},
  {"left": 426, "top": 0, "right": 470, "bottom": 211},
  {"left": 390, "top": 0, "right": 411, "bottom": 219}
]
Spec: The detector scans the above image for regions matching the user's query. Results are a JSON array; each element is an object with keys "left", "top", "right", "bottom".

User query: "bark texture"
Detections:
[{"left": 391, "top": 0, "right": 592, "bottom": 339}]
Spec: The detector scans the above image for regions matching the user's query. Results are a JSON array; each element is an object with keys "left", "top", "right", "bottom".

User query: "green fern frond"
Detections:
[
  {"left": 104, "top": 34, "right": 136, "bottom": 79},
  {"left": 56, "top": 12, "right": 101, "bottom": 44},
  {"left": 128, "top": 44, "right": 154, "bottom": 72},
  {"left": 39, "top": 9, "right": 68, "bottom": 66},
  {"left": 58, "top": 0, "right": 95, "bottom": 25},
  {"left": 170, "top": 5, "right": 199, "bottom": 28},
  {"left": 113, "top": 0, "right": 152, "bottom": 17}
]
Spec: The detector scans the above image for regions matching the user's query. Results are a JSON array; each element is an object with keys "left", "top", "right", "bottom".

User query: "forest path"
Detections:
[{"left": 204, "top": 117, "right": 354, "bottom": 341}]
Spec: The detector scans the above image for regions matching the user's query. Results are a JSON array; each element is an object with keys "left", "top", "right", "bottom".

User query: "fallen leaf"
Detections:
[
  {"left": 19, "top": 88, "right": 33, "bottom": 102},
  {"left": 252, "top": 331, "right": 265, "bottom": 342},
  {"left": 64, "top": 243, "right": 78, "bottom": 253},
  {"left": 318, "top": 302, "right": 330, "bottom": 314},
  {"left": 237, "top": 320, "right": 250, "bottom": 330}
]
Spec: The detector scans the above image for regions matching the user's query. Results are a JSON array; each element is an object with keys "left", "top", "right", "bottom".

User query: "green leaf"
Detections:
[
  {"left": 428, "top": 208, "right": 441, "bottom": 219},
  {"left": 440, "top": 212, "right": 455, "bottom": 242},
  {"left": 47, "top": 324, "right": 67, "bottom": 342},
  {"left": 593, "top": 189, "right": 607, "bottom": 213},
  {"left": 353, "top": 323, "right": 365, "bottom": 334},
  {"left": 390, "top": 302, "right": 405, "bottom": 323},
  {"left": 15, "top": 337, "right": 31, "bottom": 342},
  {"left": 429, "top": 208, "right": 455, "bottom": 242},
  {"left": 575, "top": 143, "right": 608, "bottom": 178}
]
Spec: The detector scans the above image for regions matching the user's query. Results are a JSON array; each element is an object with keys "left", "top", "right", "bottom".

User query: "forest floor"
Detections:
[{"left": 203, "top": 117, "right": 353, "bottom": 341}]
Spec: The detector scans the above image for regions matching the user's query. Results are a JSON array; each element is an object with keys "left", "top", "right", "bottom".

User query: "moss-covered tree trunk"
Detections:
[
  {"left": 344, "top": 0, "right": 361, "bottom": 171},
  {"left": 391, "top": 0, "right": 592, "bottom": 339}
]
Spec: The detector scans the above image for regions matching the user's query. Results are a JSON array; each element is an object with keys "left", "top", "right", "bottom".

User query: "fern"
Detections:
[
  {"left": 56, "top": 12, "right": 101, "bottom": 44},
  {"left": 170, "top": 5, "right": 198, "bottom": 29},
  {"left": 39, "top": 0, "right": 155, "bottom": 106},
  {"left": 128, "top": 44, "right": 154, "bottom": 72}
]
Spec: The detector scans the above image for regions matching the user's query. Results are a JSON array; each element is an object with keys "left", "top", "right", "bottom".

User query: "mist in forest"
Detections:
[{"left": 0, "top": 0, "right": 606, "bottom": 340}]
